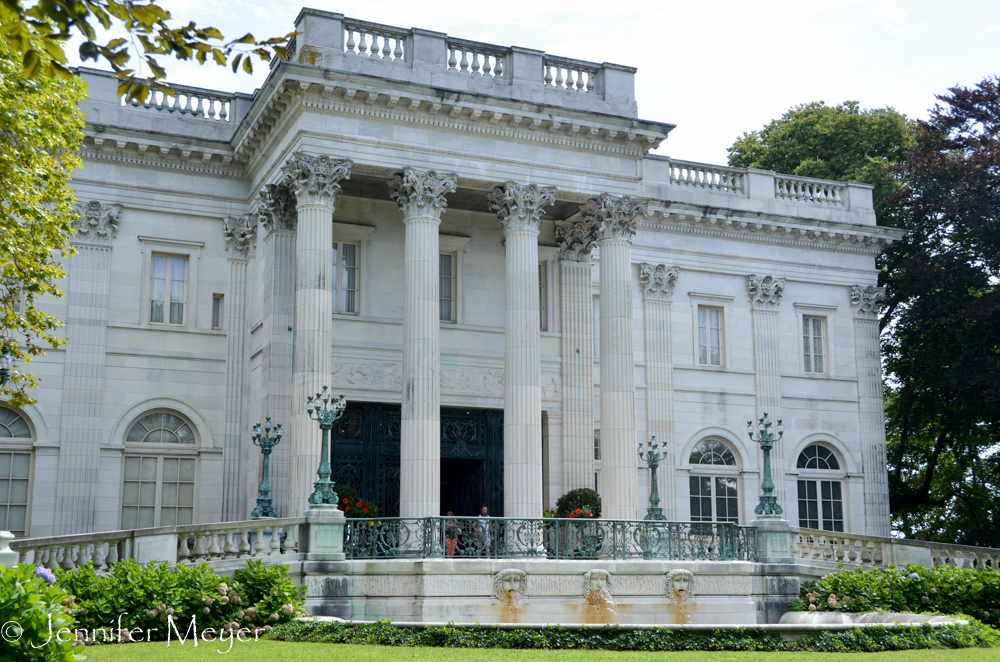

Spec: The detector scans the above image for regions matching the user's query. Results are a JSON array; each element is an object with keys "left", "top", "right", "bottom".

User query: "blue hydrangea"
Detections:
[
  {"left": 33, "top": 565, "right": 56, "bottom": 585},
  {"left": 909, "top": 572, "right": 920, "bottom": 580}
]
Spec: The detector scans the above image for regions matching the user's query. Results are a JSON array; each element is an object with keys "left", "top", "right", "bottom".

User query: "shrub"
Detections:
[
  {"left": 54, "top": 558, "right": 304, "bottom": 641},
  {"left": 555, "top": 488, "right": 601, "bottom": 518},
  {"left": 268, "top": 619, "right": 1000, "bottom": 652},
  {"left": 334, "top": 484, "right": 378, "bottom": 518},
  {"left": 788, "top": 564, "right": 1000, "bottom": 628},
  {"left": 0, "top": 564, "right": 81, "bottom": 661}
]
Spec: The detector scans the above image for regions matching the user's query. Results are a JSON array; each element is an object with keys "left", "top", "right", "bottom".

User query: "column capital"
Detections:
[
  {"left": 582, "top": 194, "right": 646, "bottom": 242},
  {"left": 389, "top": 167, "right": 457, "bottom": 219},
  {"left": 256, "top": 184, "right": 298, "bottom": 232},
  {"left": 280, "top": 153, "right": 352, "bottom": 206},
  {"left": 639, "top": 263, "right": 679, "bottom": 301},
  {"left": 71, "top": 200, "right": 121, "bottom": 244},
  {"left": 488, "top": 181, "right": 556, "bottom": 232},
  {"left": 223, "top": 214, "right": 258, "bottom": 259},
  {"left": 555, "top": 220, "right": 597, "bottom": 262},
  {"left": 851, "top": 284, "right": 885, "bottom": 319},
  {"left": 748, "top": 274, "right": 785, "bottom": 310}
]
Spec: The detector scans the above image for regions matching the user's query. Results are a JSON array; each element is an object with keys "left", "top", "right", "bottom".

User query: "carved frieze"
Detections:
[
  {"left": 639, "top": 263, "right": 679, "bottom": 301},
  {"left": 280, "top": 153, "right": 352, "bottom": 206},
  {"left": 488, "top": 181, "right": 556, "bottom": 232},
  {"left": 747, "top": 274, "right": 785, "bottom": 310},
  {"left": 223, "top": 215, "right": 257, "bottom": 258},
  {"left": 665, "top": 569, "right": 695, "bottom": 603},
  {"left": 441, "top": 367, "right": 504, "bottom": 397},
  {"left": 389, "top": 168, "right": 458, "bottom": 219},
  {"left": 256, "top": 184, "right": 298, "bottom": 232},
  {"left": 581, "top": 194, "right": 647, "bottom": 242},
  {"left": 850, "top": 284, "right": 885, "bottom": 319},
  {"left": 555, "top": 220, "right": 597, "bottom": 262},
  {"left": 71, "top": 200, "right": 121, "bottom": 244}
]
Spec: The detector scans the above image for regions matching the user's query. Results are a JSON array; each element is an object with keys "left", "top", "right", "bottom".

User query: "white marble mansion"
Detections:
[{"left": 0, "top": 8, "right": 904, "bottom": 540}]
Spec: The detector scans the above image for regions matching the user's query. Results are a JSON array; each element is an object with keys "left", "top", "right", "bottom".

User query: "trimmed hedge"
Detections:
[
  {"left": 267, "top": 619, "right": 1000, "bottom": 652},
  {"left": 788, "top": 564, "right": 1000, "bottom": 628}
]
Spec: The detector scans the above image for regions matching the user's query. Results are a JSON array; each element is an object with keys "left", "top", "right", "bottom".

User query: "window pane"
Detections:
[
  {"left": 121, "top": 507, "right": 137, "bottom": 530},
  {"left": 7, "top": 505, "right": 25, "bottom": 532},
  {"left": 139, "top": 481, "right": 156, "bottom": 506},
  {"left": 331, "top": 243, "right": 338, "bottom": 309},
  {"left": 178, "top": 482, "right": 194, "bottom": 506},
  {"left": 439, "top": 298, "right": 452, "bottom": 323},
  {"left": 9, "top": 479, "right": 28, "bottom": 503},
  {"left": 122, "top": 481, "right": 139, "bottom": 506},
  {"left": 152, "top": 256, "right": 167, "bottom": 278},
  {"left": 160, "top": 508, "right": 176, "bottom": 527},
  {"left": 169, "top": 301, "right": 184, "bottom": 325},
  {"left": 440, "top": 253, "right": 452, "bottom": 277},
  {"left": 342, "top": 244, "right": 357, "bottom": 314},
  {"left": 141, "top": 457, "right": 157, "bottom": 480},
  {"left": 150, "top": 300, "right": 164, "bottom": 324},
  {"left": 0, "top": 480, "right": 8, "bottom": 502},
  {"left": 212, "top": 296, "right": 223, "bottom": 329},
  {"left": 179, "top": 459, "right": 195, "bottom": 482},
  {"left": 138, "top": 506, "right": 155, "bottom": 529},
  {"left": 171, "top": 257, "right": 186, "bottom": 281},
  {"left": 11, "top": 453, "right": 28, "bottom": 477},
  {"left": 124, "top": 457, "right": 140, "bottom": 481},
  {"left": 0, "top": 454, "right": 8, "bottom": 476},
  {"left": 163, "top": 458, "right": 178, "bottom": 482},
  {"left": 177, "top": 508, "right": 193, "bottom": 525}
]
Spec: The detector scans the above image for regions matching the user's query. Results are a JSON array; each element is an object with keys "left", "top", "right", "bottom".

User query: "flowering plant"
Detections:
[
  {"left": 542, "top": 509, "right": 558, "bottom": 519},
  {"left": 338, "top": 497, "right": 378, "bottom": 518},
  {"left": 568, "top": 507, "right": 597, "bottom": 519}
]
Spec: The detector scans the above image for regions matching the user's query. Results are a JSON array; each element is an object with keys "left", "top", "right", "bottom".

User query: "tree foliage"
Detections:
[
  {"left": 727, "top": 101, "right": 915, "bottom": 222},
  {"left": 882, "top": 77, "right": 1000, "bottom": 545},
  {"left": 0, "top": 0, "right": 292, "bottom": 100},
  {"left": 0, "top": 35, "right": 84, "bottom": 406}
]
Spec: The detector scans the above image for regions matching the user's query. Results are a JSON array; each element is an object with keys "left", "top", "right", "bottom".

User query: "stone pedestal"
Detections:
[
  {"left": 752, "top": 515, "right": 793, "bottom": 564},
  {"left": 0, "top": 531, "right": 16, "bottom": 567},
  {"left": 390, "top": 168, "right": 457, "bottom": 518},
  {"left": 301, "top": 505, "right": 347, "bottom": 560}
]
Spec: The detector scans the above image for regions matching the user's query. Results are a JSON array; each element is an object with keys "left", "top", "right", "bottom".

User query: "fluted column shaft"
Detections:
[
  {"left": 222, "top": 257, "right": 249, "bottom": 521},
  {"left": 490, "top": 182, "right": 555, "bottom": 519},
  {"left": 748, "top": 274, "right": 786, "bottom": 507},
  {"left": 392, "top": 168, "right": 457, "bottom": 518}
]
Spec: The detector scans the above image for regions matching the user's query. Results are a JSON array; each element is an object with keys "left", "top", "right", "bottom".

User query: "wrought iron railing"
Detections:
[{"left": 344, "top": 517, "right": 757, "bottom": 561}]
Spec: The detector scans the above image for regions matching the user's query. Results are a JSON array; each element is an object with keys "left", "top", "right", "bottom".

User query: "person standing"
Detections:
[{"left": 476, "top": 504, "right": 492, "bottom": 557}]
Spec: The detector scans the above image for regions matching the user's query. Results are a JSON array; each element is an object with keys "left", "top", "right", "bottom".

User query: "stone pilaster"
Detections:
[
  {"left": 221, "top": 215, "right": 257, "bottom": 521},
  {"left": 489, "top": 182, "right": 556, "bottom": 519},
  {"left": 748, "top": 274, "right": 785, "bottom": 505},
  {"left": 585, "top": 194, "right": 646, "bottom": 520},
  {"left": 253, "top": 185, "right": 297, "bottom": 517},
  {"left": 281, "top": 154, "right": 352, "bottom": 518},
  {"left": 556, "top": 220, "right": 597, "bottom": 493},
  {"left": 639, "top": 263, "right": 679, "bottom": 518},
  {"left": 55, "top": 201, "right": 121, "bottom": 534},
  {"left": 390, "top": 168, "right": 457, "bottom": 518},
  {"left": 851, "top": 285, "right": 890, "bottom": 536}
]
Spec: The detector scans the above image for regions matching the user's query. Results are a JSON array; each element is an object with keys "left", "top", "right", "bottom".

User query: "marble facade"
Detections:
[{"left": 1, "top": 8, "right": 903, "bottom": 540}]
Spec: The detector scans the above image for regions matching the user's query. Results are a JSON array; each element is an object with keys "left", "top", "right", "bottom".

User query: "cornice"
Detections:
[
  {"left": 80, "top": 131, "right": 243, "bottom": 179},
  {"left": 643, "top": 205, "right": 904, "bottom": 255}
]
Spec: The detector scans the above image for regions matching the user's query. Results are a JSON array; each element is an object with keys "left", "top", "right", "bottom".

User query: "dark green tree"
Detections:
[{"left": 727, "top": 101, "right": 915, "bottom": 223}]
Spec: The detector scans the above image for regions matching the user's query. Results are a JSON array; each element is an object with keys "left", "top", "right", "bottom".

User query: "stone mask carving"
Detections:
[
  {"left": 493, "top": 568, "right": 527, "bottom": 605},
  {"left": 665, "top": 569, "right": 694, "bottom": 603}
]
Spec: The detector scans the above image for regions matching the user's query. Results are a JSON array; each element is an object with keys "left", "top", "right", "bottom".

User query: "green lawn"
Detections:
[{"left": 82, "top": 641, "right": 1000, "bottom": 662}]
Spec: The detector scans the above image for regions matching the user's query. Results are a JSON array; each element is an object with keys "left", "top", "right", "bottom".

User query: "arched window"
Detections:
[
  {"left": 796, "top": 443, "right": 844, "bottom": 532},
  {"left": 122, "top": 411, "right": 196, "bottom": 530},
  {"left": 688, "top": 439, "right": 739, "bottom": 523},
  {"left": 0, "top": 406, "right": 33, "bottom": 537}
]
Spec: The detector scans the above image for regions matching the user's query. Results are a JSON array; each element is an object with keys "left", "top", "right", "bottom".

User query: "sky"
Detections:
[{"left": 67, "top": 0, "right": 1000, "bottom": 165}]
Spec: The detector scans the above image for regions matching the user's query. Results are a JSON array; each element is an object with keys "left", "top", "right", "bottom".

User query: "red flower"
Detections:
[
  {"left": 342, "top": 498, "right": 349, "bottom": 503},
  {"left": 586, "top": 512, "right": 592, "bottom": 517},
  {"left": 575, "top": 508, "right": 582, "bottom": 514},
  {"left": 363, "top": 508, "right": 368, "bottom": 514},
  {"left": 569, "top": 513, "right": 575, "bottom": 518},
  {"left": 357, "top": 502, "right": 363, "bottom": 507}
]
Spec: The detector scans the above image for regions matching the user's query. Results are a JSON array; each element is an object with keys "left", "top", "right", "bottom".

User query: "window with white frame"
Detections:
[
  {"left": 697, "top": 306, "right": 723, "bottom": 366},
  {"left": 0, "top": 407, "right": 33, "bottom": 538},
  {"left": 212, "top": 294, "right": 224, "bottom": 329},
  {"left": 688, "top": 438, "right": 739, "bottom": 523},
  {"left": 439, "top": 253, "right": 455, "bottom": 323},
  {"left": 796, "top": 444, "right": 844, "bottom": 531},
  {"left": 803, "top": 316, "right": 826, "bottom": 374},
  {"left": 150, "top": 254, "right": 188, "bottom": 325},
  {"left": 122, "top": 411, "right": 197, "bottom": 529},
  {"left": 539, "top": 262, "right": 548, "bottom": 332},
  {"left": 332, "top": 241, "right": 359, "bottom": 315}
]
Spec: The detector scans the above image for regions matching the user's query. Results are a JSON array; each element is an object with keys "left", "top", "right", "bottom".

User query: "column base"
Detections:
[
  {"left": 751, "top": 515, "right": 793, "bottom": 564},
  {"left": 301, "top": 505, "right": 347, "bottom": 561}
]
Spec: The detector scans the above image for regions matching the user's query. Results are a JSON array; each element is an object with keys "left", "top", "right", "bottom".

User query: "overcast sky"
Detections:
[{"left": 70, "top": 0, "right": 1000, "bottom": 165}]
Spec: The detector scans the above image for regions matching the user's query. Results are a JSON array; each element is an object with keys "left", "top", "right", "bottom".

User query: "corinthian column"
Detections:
[
  {"left": 55, "top": 201, "right": 121, "bottom": 534},
  {"left": 489, "top": 182, "right": 556, "bottom": 519},
  {"left": 556, "top": 219, "right": 598, "bottom": 494},
  {"left": 281, "top": 153, "right": 352, "bottom": 517},
  {"left": 639, "top": 264, "right": 679, "bottom": 518},
  {"left": 221, "top": 215, "right": 257, "bottom": 521},
  {"left": 851, "top": 285, "right": 890, "bottom": 536},
  {"left": 748, "top": 274, "right": 785, "bottom": 505},
  {"left": 585, "top": 194, "right": 646, "bottom": 520},
  {"left": 389, "top": 168, "right": 457, "bottom": 518}
]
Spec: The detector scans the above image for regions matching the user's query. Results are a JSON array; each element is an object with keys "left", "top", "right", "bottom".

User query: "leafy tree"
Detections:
[
  {"left": 882, "top": 77, "right": 1000, "bottom": 544},
  {"left": 727, "top": 101, "right": 915, "bottom": 223},
  {"left": 0, "top": 36, "right": 84, "bottom": 406}
]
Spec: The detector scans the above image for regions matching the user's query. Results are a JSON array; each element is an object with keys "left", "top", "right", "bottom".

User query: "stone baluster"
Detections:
[
  {"left": 177, "top": 534, "right": 191, "bottom": 561},
  {"left": 253, "top": 529, "right": 267, "bottom": 556},
  {"left": 269, "top": 528, "right": 280, "bottom": 555},
  {"left": 287, "top": 525, "right": 299, "bottom": 552},
  {"left": 389, "top": 168, "right": 457, "bottom": 518},
  {"left": 192, "top": 532, "right": 208, "bottom": 560},
  {"left": 281, "top": 154, "right": 353, "bottom": 518},
  {"left": 92, "top": 542, "right": 107, "bottom": 570},
  {"left": 239, "top": 530, "right": 251, "bottom": 556},
  {"left": 77, "top": 543, "right": 93, "bottom": 567},
  {"left": 556, "top": 219, "right": 598, "bottom": 493},
  {"left": 207, "top": 531, "right": 222, "bottom": 558},
  {"left": 59, "top": 546, "right": 75, "bottom": 570},
  {"left": 107, "top": 540, "right": 120, "bottom": 566},
  {"left": 584, "top": 194, "right": 646, "bottom": 520},
  {"left": 223, "top": 530, "right": 238, "bottom": 558}
]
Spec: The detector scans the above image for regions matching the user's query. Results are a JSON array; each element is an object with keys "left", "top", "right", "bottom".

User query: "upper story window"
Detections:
[
  {"left": 150, "top": 254, "right": 187, "bottom": 325},
  {"left": 212, "top": 294, "right": 224, "bottom": 329},
  {"left": 803, "top": 316, "right": 826, "bottom": 374},
  {"left": 332, "top": 241, "right": 359, "bottom": 315},
  {"left": 439, "top": 253, "right": 455, "bottom": 323},
  {"left": 126, "top": 412, "right": 195, "bottom": 444},
  {"left": 697, "top": 306, "right": 723, "bottom": 366},
  {"left": 796, "top": 443, "right": 844, "bottom": 532}
]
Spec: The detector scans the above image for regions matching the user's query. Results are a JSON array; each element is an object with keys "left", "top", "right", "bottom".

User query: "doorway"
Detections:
[{"left": 440, "top": 458, "right": 485, "bottom": 516}]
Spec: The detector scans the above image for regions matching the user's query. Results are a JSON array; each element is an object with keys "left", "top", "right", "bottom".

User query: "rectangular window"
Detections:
[
  {"left": 803, "top": 316, "right": 825, "bottom": 373},
  {"left": 690, "top": 474, "right": 739, "bottom": 523},
  {"left": 0, "top": 452, "right": 29, "bottom": 537},
  {"left": 689, "top": 476, "right": 713, "bottom": 522},
  {"left": 212, "top": 294, "right": 224, "bottom": 330},
  {"left": 122, "top": 456, "right": 195, "bottom": 529},
  {"left": 159, "top": 457, "right": 195, "bottom": 527},
  {"left": 798, "top": 479, "right": 844, "bottom": 531},
  {"left": 698, "top": 306, "right": 722, "bottom": 366},
  {"left": 121, "top": 456, "right": 157, "bottom": 529},
  {"left": 439, "top": 253, "right": 455, "bottom": 322},
  {"left": 539, "top": 262, "right": 548, "bottom": 332},
  {"left": 331, "top": 241, "right": 359, "bottom": 315},
  {"left": 150, "top": 255, "right": 187, "bottom": 325},
  {"left": 594, "top": 431, "right": 600, "bottom": 460}
]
